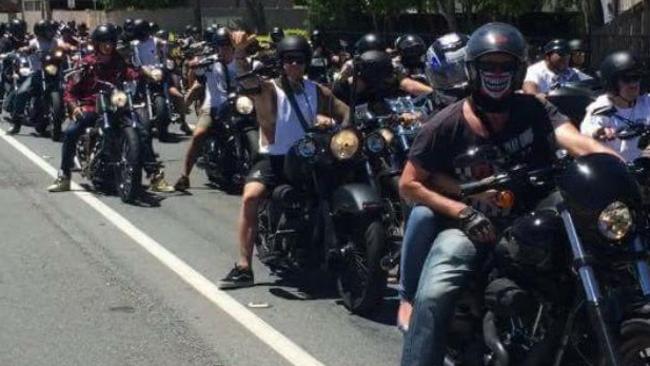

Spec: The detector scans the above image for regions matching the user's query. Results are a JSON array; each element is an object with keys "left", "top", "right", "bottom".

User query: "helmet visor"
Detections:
[{"left": 426, "top": 48, "right": 468, "bottom": 90}]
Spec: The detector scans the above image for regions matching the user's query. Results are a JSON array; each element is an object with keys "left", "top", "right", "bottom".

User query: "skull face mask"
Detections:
[{"left": 479, "top": 70, "right": 513, "bottom": 100}]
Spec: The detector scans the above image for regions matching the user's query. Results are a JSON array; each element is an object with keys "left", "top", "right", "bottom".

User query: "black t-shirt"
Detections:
[
  {"left": 409, "top": 94, "right": 568, "bottom": 217},
  {"left": 333, "top": 74, "right": 404, "bottom": 107}
]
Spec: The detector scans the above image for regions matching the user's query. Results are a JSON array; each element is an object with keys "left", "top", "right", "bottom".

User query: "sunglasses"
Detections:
[
  {"left": 476, "top": 60, "right": 518, "bottom": 73},
  {"left": 620, "top": 73, "right": 642, "bottom": 84},
  {"left": 282, "top": 56, "right": 306, "bottom": 65}
]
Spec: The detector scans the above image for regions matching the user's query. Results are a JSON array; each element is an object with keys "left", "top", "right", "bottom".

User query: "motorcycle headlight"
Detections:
[
  {"left": 19, "top": 67, "right": 31, "bottom": 77},
  {"left": 165, "top": 59, "right": 175, "bottom": 71},
  {"left": 110, "top": 90, "right": 128, "bottom": 108},
  {"left": 297, "top": 137, "right": 317, "bottom": 158},
  {"left": 54, "top": 50, "right": 64, "bottom": 59},
  {"left": 365, "top": 132, "right": 386, "bottom": 154},
  {"left": 598, "top": 201, "right": 634, "bottom": 241},
  {"left": 150, "top": 68, "right": 164, "bottom": 82},
  {"left": 235, "top": 96, "right": 254, "bottom": 115},
  {"left": 45, "top": 64, "right": 58, "bottom": 76},
  {"left": 330, "top": 129, "right": 359, "bottom": 160},
  {"left": 379, "top": 128, "right": 394, "bottom": 145}
]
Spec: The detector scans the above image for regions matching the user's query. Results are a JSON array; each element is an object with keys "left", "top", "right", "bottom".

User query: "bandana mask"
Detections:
[{"left": 479, "top": 70, "right": 513, "bottom": 100}]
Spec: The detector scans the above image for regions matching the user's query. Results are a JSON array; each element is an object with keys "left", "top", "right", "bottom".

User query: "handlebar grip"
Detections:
[{"left": 459, "top": 176, "right": 496, "bottom": 196}]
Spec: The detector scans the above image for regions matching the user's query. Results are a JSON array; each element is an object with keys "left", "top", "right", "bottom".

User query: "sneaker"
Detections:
[
  {"left": 218, "top": 264, "right": 254, "bottom": 289},
  {"left": 47, "top": 175, "right": 71, "bottom": 192},
  {"left": 7, "top": 122, "right": 20, "bottom": 135},
  {"left": 174, "top": 175, "right": 190, "bottom": 191},
  {"left": 150, "top": 171, "right": 175, "bottom": 193}
]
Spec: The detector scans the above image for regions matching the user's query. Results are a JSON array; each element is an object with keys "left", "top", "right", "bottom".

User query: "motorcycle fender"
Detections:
[{"left": 330, "top": 183, "right": 382, "bottom": 216}]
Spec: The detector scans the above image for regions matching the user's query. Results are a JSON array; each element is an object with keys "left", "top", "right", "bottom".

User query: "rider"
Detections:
[
  {"left": 0, "top": 19, "right": 28, "bottom": 114},
  {"left": 338, "top": 32, "right": 386, "bottom": 81},
  {"left": 9, "top": 19, "right": 62, "bottom": 136},
  {"left": 173, "top": 27, "right": 255, "bottom": 191},
  {"left": 269, "top": 27, "right": 285, "bottom": 48},
  {"left": 523, "top": 38, "right": 592, "bottom": 95},
  {"left": 46, "top": 24, "right": 173, "bottom": 193},
  {"left": 399, "top": 22, "right": 617, "bottom": 366},
  {"left": 395, "top": 32, "right": 471, "bottom": 333},
  {"left": 581, "top": 50, "right": 649, "bottom": 162},
  {"left": 568, "top": 38, "right": 590, "bottom": 73},
  {"left": 394, "top": 34, "right": 427, "bottom": 83},
  {"left": 308, "top": 28, "right": 335, "bottom": 84},
  {"left": 217, "top": 33, "right": 350, "bottom": 289}
]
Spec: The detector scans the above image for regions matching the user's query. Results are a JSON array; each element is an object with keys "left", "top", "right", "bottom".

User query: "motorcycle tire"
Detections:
[
  {"left": 49, "top": 91, "right": 64, "bottom": 142},
  {"left": 337, "top": 219, "right": 387, "bottom": 315},
  {"left": 614, "top": 318, "right": 650, "bottom": 366},
  {"left": 153, "top": 95, "right": 171, "bottom": 141},
  {"left": 116, "top": 127, "right": 142, "bottom": 203}
]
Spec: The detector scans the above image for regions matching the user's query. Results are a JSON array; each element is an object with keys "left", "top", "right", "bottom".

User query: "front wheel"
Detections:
[
  {"left": 153, "top": 95, "right": 170, "bottom": 141},
  {"left": 617, "top": 318, "right": 650, "bottom": 366},
  {"left": 49, "top": 91, "right": 64, "bottom": 142},
  {"left": 337, "top": 219, "right": 387, "bottom": 315},
  {"left": 116, "top": 127, "right": 142, "bottom": 203}
]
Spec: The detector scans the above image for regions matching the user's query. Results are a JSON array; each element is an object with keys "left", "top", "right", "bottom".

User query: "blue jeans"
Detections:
[
  {"left": 13, "top": 73, "right": 41, "bottom": 117},
  {"left": 399, "top": 205, "right": 439, "bottom": 302},
  {"left": 401, "top": 229, "right": 487, "bottom": 366},
  {"left": 60, "top": 112, "right": 98, "bottom": 176}
]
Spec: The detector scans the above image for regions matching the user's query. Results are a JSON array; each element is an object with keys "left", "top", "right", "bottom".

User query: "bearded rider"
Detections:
[
  {"left": 399, "top": 23, "right": 617, "bottom": 366},
  {"left": 47, "top": 24, "right": 174, "bottom": 193},
  {"left": 217, "top": 33, "right": 349, "bottom": 289}
]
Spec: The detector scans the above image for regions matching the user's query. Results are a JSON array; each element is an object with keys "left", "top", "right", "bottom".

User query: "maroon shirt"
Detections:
[{"left": 64, "top": 52, "right": 139, "bottom": 113}]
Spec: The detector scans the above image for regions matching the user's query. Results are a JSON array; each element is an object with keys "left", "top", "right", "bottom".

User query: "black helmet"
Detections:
[
  {"left": 9, "top": 19, "right": 26, "bottom": 38},
  {"left": 203, "top": 26, "right": 215, "bottom": 42},
  {"left": 91, "top": 23, "right": 118, "bottom": 44},
  {"left": 568, "top": 39, "right": 587, "bottom": 53},
  {"left": 191, "top": 26, "right": 199, "bottom": 36},
  {"left": 425, "top": 32, "right": 470, "bottom": 92},
  {"left": 212, "top": 27, "right": 232, "bottom": 47},
  {"left": 355, "top": 33, "right": 384, "bottom": 54},
  {"left": 132, "top": 19, "right": 150, "bottom": 40},
  {"left": 310, "top": 29, "right": 323, "bottom": 47},
  {"left": 185, "top": 24, "right": 193, "bottom": 34},
  {"left": 149, "top": 22, "right": 159, "bottom": 34},
  {"left": 395, "top": 34, "right": 426, "bottom": 57},
  {"left": 277, "top": 35, "right": 312, "bottom": 60},
  {"left": 156, "top": 29, "right": 169, "bottom": 41},
  {"left": 600, "top": 50, "right": 642, "bottom": 92},
  {"left": 270, "top": 27, "right": 285, "bottom": 44},
  {"left": 355, "top": 50, "right": 394, "bottom": 84},
  {"left": 34, "top": 20, "right": 54, "bottom": 39},
  {"left": 543, "top": 39, "right": 570, "bottom": 56}
]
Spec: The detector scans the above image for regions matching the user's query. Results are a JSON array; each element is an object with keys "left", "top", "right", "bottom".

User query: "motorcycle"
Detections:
[
  {"left": 39, "top": 47, "right": 67, "bottom": 141},
  {"left": 74, "top": 77, "right": 145, "bottom": 203},
  {"left": 441, "top": 145, "right": 650, "bottom": 365},
  {"left": 139, "top": 63, "right": 174, "bottom": 141},
  {"left": 254, "top": 126, "right": 388, "bottom": 315}
]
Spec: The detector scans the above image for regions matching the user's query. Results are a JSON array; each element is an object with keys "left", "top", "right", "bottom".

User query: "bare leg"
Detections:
[{"left": 237, "top": 181, "right": 266, "bottom": 269}]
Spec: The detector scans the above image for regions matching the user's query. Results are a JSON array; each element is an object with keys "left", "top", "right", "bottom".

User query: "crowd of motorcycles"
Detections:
[{"left": 4, "top": 17, "right": 650, "bottom": 366}]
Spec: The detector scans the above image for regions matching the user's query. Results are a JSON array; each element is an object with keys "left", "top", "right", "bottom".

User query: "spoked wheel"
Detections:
[
  {"left": 116, "top": 127, "right": 142, "bottom": 203},
  {"left": 337, "top": 220, "right": 387, "bottom": 315},
  {"left": 618, "top": 319, "right": 650, "bottom": 366}
]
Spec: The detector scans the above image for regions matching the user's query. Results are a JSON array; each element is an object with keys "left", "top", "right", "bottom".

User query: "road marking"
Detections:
[{"left": 0, "top": 129, "right": 325, "bottom": 366}]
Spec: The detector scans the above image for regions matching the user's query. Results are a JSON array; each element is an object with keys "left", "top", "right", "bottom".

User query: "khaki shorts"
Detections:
[{"left": 196, "top": 108, "right": 214, "bottom": 130}]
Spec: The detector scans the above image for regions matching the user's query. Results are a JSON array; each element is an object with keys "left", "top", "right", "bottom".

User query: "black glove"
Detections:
[{"left": 458, "top": 207, "right": 496, "bottom": 244}]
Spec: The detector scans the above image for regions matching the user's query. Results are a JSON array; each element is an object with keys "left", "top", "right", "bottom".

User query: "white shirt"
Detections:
[
  {"left": 202, "top": 58, "right": 263, "bottom": 111},
  {"left": 524, "top": 60, "right": 592, "bottom": 94},
  {"left": 28, "top": 37, "right": 61, "bottom": 71},
  {"left": 581, "top": 93, "right": 650, "bottom": 162},
  {"left": 131, "top": 37, "right": 160, "bottom": 67}
]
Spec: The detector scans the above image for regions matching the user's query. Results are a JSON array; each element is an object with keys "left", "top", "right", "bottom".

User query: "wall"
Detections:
[
  {"left": 201, "top": 6, "right": 308, "bottom": 30},
  {"left": 591, "top": 0, "right": 650, "bottom": 64}
]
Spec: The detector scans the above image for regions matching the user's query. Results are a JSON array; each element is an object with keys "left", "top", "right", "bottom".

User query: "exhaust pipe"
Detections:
[{"left": 483, "top": 311, "right": 509, "bottom": 366}]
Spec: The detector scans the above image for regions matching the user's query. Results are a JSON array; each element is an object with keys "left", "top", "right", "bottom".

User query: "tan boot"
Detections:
[
  {"left": 47, "top": 176, "right": 71, "bottom": 192},
  {"left": 150, "top": 171, "right": 175, "bottom": 193}
]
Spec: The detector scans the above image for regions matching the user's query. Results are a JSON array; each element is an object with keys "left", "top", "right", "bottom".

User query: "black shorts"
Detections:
[{"left": 245, "top": 154, "right": 285, "bottom": 189}]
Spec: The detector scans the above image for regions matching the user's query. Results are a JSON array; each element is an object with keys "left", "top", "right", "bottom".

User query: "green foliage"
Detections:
[
  {"left": 99, "top": 0, "right": 186, "bottom": 10},
  {"left": 257, "top": 28, "right": 308, "bottom": 46}
]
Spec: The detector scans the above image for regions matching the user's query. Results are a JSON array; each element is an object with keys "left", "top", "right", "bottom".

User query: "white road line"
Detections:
[{"left": 0, "top": 129, "right": 325, "bottom": 366}]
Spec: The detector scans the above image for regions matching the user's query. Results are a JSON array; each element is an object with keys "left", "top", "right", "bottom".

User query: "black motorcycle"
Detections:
[
  {"left": 442, "top": 146, "right": 650, "bottom": 365},
  {"left": 75, "top": 78, "right": 145, "bottom": 203},
  {"left": 255, "top": 126, "right": 388, "bottom": 315},
  {"left": 139, "top": 63, "right": 174, "bottom": 141}
]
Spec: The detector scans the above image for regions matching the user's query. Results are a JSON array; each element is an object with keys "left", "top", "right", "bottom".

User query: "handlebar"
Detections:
[{"left": 458, "top": 166, "right": 556, "bottom": 197}]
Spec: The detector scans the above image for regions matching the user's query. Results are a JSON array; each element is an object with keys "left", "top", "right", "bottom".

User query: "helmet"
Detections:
[
  {"left": 270, "top": 27, "right": 285, "bottom": 44},
  {"left": 212, "top": 27, "right": 232, "bottom": 47},
  {"left": 600, "top": 50, "right": 642, "bottom": 92},
  {"left": 34, "top": 20, "right": 54, "bottom": 40},
  {"left": 203, "top": 26, "right": 215, "bottom": 42},
  {"left": 355, "top": 33, "right": 384, "bottom": 54},
  {"left": 395, "top": 34, "right": 426, "bottom": 58},
  {"left": 425, "top": 32, "right": 469, "bottom": 92},
  {"left": 91, "top": 23, "right": 118, "bottom": 44},
  {"left": 149, "top": 22, "right": 159, "bottom": 34},
  {"left": 310, "top": 29, "right": 323, "bottom": 47},
  {"left": 185, "top": 24, "right": 193, "bottom": 34},
  {"left": 132, "top": 19, "right": 150, "bottom": 40},
  {"left": 277, "top": 35, "right": 312, "bottom": 61},
  {"left": 568, "top": 39, "right": 587, "bottom": 53},
  {"left": 465, "top": 22, "right": 527, "bottom": 111},
  {"left": 155, "top": 29, "right": 169, "bottom": 41},
  {"left": 9, "top": 19, "right": 26, "bottom": 38},
  {"left": 355, "top": 50, "right": 394, "bottom": 85},
  {"left": 191, "top": 26, "right": 199, "bottom": 36},
  {"left": 543, "top": 39, "right": 569, "bottom": 56},
  {"left": 60, "top": 24, "right": 74, "bottom": 36}
]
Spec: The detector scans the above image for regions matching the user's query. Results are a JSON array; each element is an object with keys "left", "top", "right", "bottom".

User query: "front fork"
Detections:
[{"left": 558, "top": 204, "right": 621, "bottom": 366}]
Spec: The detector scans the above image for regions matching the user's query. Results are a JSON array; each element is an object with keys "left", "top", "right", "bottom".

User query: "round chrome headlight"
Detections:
[
  {"left": 379, "top": 128, "right": 395, "bottom": 144},
  {"left": 235, "top": 96, "right": 254, "bottom": 115},
  {"left": 19, "top": 67, "right": 31, "bottom": 77},
  {"left": 150, "top": 68, "right": 164, "bottom": 82},
  {"left": 598, "top": 201, "right": 633, "bottom": 241},
  {"left": 54, "top": 50, "right": 64, "bottom": 59},
  {"left": 330, "top": 129, "right": 359, "bottom": 160},
  {"left": 165, "top": 59, "right": 175, "bottom": 70},
  {"left": 45, "top": 64, "right": 58, "bottom": 76},
  {"left": 365, "top": 132, "right": 386, "bottom": 154},
  {"left": 297, "top": 138, "right": 317, "bottom": 158},
  {"left": 110, "top": 90, "right": 128, "bottom": 108}
]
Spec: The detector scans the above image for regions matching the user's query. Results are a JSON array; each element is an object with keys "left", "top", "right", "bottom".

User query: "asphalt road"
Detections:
[{"left": 0, "top": 114, "right": 404, "bottom": 366}]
